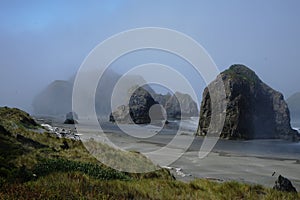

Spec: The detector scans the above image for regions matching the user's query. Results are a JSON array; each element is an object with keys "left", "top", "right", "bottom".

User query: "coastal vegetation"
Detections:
[{"left": 0, "top": 106, "right": 299, "bottom": 199}]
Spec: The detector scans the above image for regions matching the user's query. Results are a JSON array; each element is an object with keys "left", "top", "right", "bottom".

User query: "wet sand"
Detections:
[{"left": 132, "top": 135, "right": 300, "bottom": 190}]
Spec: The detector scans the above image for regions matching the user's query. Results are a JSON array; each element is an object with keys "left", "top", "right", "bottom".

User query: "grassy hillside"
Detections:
[{"left": 0, "top": 106, "right": 299, "bottom": 199}]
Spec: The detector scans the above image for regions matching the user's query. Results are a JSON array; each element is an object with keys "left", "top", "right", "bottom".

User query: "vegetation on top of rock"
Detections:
[
  {"left": 222, "top": 64, "right": 260, "bottom": 85},
  {"left": 0, "top": 106, "right": 39, "bottom": 130}
]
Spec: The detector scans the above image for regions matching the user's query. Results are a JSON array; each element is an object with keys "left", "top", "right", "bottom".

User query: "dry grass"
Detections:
[{"left": 1, "top": 172, "right": 299, "bottom": 200}]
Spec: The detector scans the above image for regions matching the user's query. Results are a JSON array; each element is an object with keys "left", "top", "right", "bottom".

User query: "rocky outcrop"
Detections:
[
  {"left": 129, "top": 87, "right": 155, "bottom": 124},
  {"left": 109, "top": 105, "right": 130, "bottom": 123},
  {"left": 287, "top": 92, "right": 300, "bottom": 120},
  {"left": 0, "top": 124, "right": 9, "bottom": 136},
  {"left": 109, "top": 87, "right": 162, "bottom": 124},
  {"left": 64, "top": 112, "right": 78, "bottom": 124},
  {"left": 152, "top": 93, "right": 171, "bottom": 109},
  {"left": 197, "top": 64, "right": 298, "bottom": 140},
  {"left": 273, "top": 175, "right": 297, "bottom": 193},
  {"left": 164, "top": 92, "right": 199, "bottom": 119}
]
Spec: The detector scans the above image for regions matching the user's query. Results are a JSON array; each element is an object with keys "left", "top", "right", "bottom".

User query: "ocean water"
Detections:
[{"left": 168, "top": 117, "right": 199, "bottom": 133}]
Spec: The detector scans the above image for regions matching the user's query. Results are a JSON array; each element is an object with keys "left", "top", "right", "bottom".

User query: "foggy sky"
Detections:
[{"left": 0, "top": 0, "right": 300, "bottom": 113}]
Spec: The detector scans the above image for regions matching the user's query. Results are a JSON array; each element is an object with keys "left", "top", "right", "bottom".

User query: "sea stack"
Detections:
[
  {"left": 197, "top": 64, "right": 298, "bottom": 140},
  {"left": 109, "top": 87, "right": 161, "bottom": 124},
  {"left": 164, "top": 92, "right": 199, "bottom": 119}
]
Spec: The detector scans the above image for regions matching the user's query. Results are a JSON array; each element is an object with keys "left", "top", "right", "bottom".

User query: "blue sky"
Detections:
[{"left": 0, "top": 1, "right": 300, "bottom": 112}]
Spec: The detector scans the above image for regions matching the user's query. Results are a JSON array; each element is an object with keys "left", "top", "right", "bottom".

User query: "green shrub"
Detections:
[{"left": 33, "top": 158, "right": 130, "bottom": 181}]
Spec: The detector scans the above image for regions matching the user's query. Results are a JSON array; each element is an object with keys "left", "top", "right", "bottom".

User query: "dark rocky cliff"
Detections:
[
  {"left": 164, "top": 92, "right": 199, "bottom": 119},
  {"left": 109, "top": 87, "right": 160, "bottom": 124},
  {"left": 197, "top": 64, "right": 298, "bottom": 140}
]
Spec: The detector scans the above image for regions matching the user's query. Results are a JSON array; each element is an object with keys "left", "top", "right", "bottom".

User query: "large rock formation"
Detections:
[
  {"left": 109, "top": 87, "right": 161, "bottom": 124},
  {"left": 164, "top": 92, "right": 199, "bottom": 119},
  {"left": 287, "top": 92, "right": 300, "bottom": 120},
  {"left": 197, "top": 64, "right": 298, "bottom": 140},
  {"left": 32, "top": 80, "right": 73, "bottom": 116}
]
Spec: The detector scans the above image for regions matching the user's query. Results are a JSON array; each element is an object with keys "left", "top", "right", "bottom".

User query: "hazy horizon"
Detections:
[{"left": 1, "top": 1, "right": 300, "bottom": 113}]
